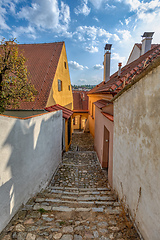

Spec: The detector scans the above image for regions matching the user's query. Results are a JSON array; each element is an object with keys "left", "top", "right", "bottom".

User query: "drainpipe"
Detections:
[
  {"left": 103, "top": 44, "right": 112, "bottom": 82},
  {"left": 141, "top": 32, "right": 154, "bottom": 55}
]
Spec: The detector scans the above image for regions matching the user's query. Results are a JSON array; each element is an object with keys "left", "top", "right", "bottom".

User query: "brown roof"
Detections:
[
  {"left": 45, "top": 104, "right": 73, "bottom": 119},
  {"left": 135, "top": 43, "right": 159, "bottom": 50},
  {"left": 15, "top": 42, "right": 64, "bottom": 110},
  {"left": 73, "top": 91, "right": 88, "bottom": 111},
  {"left": 94, "top": 99, "right": 112, "bottom": 109},
  {"left": 102, "top": 112, "right": 114, "bottom": 122},
  {"left": 89, "top": 44, "right": 160, "bottom": 95}
]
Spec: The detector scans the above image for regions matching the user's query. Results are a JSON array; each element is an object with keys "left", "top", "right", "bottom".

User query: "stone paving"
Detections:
[{"left": 0, "top": 132, "right": 140, "bottom": 240}]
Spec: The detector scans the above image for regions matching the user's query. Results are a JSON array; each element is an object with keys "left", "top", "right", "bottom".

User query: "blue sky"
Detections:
[{"left": 1, "top": 0, "right": 160, "bottom": 85}]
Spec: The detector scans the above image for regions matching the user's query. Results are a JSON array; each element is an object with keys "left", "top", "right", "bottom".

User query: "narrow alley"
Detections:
[{"left": 0, "top": 133, "right": 140, "bottom": 240}]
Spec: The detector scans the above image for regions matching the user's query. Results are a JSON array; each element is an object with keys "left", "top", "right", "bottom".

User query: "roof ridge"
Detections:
[{"left": 18, "top": 42, "right": 64, "bottom": 46}]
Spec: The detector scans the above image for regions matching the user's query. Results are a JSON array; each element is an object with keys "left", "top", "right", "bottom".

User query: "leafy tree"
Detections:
[{"left": 0, "top": 39, "right": 37, "bottom": 113}]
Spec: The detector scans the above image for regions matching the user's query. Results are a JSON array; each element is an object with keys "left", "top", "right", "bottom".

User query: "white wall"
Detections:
[
  {"left": 0, "top": 111, "right": 62, "bottom": 232},
  {"left": 113, "top": 65, "right": 160, "bottom": 240}
]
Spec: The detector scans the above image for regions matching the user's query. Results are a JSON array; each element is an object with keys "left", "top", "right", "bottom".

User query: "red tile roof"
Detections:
[
  {"left": 102, "top": 112, "right": 114, "bottom": 122},
  {"left": 135, "top": 43, "right": 159, "bottom": 50},
  {"left": 13, "top": 42, "right": 64, "bottom": 110},
  {"left": 93, "top": 99, "right": 112, "bottom": 109},
  {"left": 73, "top": 91, "right": 88, "bottom": 111},
  {"left": 89, "top": 44, "right": 160, "bottom": 95},
  {"left": 45, "top": 104, "right": 73, "bottom": 119}
]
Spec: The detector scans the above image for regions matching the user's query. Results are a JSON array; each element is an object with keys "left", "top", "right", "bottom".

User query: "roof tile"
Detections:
[
  {"left": 12, "top": 42, "right": 64, "bottom": 110},
  {"left": 45, "top": 104, "right": 73, "bottom": 119},
  {"left": 89, "top": 44, "right": 160, "bottom": 95}
]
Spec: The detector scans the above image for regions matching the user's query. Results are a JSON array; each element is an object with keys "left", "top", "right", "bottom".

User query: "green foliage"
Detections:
[
  {"left": 72, "top": 84, "right": 96, "bottom": 90},
  {"left": 38, "top": 208, "right": 47, "bottom": 214},
  {"left": 0, "top": 39, "right": 37, "bottom": 113}
]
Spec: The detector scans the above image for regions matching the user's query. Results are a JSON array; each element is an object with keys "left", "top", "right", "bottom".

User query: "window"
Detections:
[
  {"left": 68, "top": 85, "right": 70, "bottom": 91},
  {"left": 58, "top": 79, "right": 62, "bottom": 91},
  {"left": 64, "top": 61, "right": 67, "bottom": 69},
  {"left": 73, "top": 117, "right": 75, "bottom": 125}
]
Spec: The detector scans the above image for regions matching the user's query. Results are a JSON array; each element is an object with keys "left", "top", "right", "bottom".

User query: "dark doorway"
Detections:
[
  {"left": 68, "top": 117, "right": 71, "bottom": 145},
  {"left": 102, "top": 126, "right": 109, "bottom": 168}
]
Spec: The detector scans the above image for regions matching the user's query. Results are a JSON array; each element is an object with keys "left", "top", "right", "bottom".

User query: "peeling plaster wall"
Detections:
[
  {"left": 113, "top": 65, "right": 160, "bottom": 240},
  {"left": 0, "top": 111, "right": 62, "bottom": 232}
]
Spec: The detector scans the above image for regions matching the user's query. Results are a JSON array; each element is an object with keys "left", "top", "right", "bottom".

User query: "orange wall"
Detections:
[{"left": 87, "top": 93, "right": 113, "bottom": 137}]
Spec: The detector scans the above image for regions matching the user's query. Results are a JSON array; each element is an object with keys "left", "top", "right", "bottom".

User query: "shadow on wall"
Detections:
[{"left": 0, "top": 112, "right": 62, "bottom": 232}]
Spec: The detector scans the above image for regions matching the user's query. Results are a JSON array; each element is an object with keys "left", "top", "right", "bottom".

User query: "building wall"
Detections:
[
  {"left": 113, "top": 65, "right": 160, "bottom": 240},
  {"left": 0, "top": 111, "right": 62, "bottom": 232},
  {"left": 94, "top": 107, "right": 113, "bottom": 186},
  {"left": 72, "top": 112, "right": 88, "bottom": 130},
  {"left": 88, "top": 94, "right": 112, "bottom": 137},
  {"left": 47, "top": 43, "right": 73, "bottom": 110},
  {"left": 127, "top": 45, "right": 141, "bottom": 65}
]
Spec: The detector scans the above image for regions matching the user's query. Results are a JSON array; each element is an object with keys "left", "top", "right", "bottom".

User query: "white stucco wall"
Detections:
[
  {"left": 113, "top": 65, "right": 160, "bottom": 240},
  {"left": 0, "top": 111, "right": 62, "bottom": 232}
]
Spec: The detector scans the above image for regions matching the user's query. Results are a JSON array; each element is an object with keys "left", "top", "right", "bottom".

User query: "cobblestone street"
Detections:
[{"left": 0, "top": 133, "right": 140, "bottom": 240}]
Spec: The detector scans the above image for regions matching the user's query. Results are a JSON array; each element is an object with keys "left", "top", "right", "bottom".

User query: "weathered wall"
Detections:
[
  {"left": 94, "top": 107, "right": 113, "bottom": 186},
  {"left": 113, "top": 65, "right": 160, "bottom": 240},
  {"left": 0, "top": 111, "right": 62, "bottom": 232}
]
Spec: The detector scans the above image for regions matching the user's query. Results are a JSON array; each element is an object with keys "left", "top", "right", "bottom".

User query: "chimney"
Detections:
[
  {"left": 103, "top": 44, "right": 112, "bottom": 82},
  {"left": 118, "top": 62, "right": 122, "bottom": 77},
  {"left": 141, "top": 32, "right": 154, "bottom": 55}
]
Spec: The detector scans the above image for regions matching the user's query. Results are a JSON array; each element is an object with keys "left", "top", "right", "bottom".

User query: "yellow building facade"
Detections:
[
  {"left": 87, "top": 93, "right": 113, "bottom": 137},
  {"left": 46, "top": 43, "right": 73, "bottom": 110}
]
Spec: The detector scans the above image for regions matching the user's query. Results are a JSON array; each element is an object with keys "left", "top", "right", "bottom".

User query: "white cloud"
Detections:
[
  {"left": 113, "top": 34, "right": 120, "bottom": 41},
  {"left": 69, "top": 61, "right": 88, "bottom": 70},
  {"left": 117, "top": 29, "right": 132, "bottom": 41},
  {"left": 93, "top": 16, "right": 99, "bottom": 22},
  {"left": 74, "top": 0, "right": 91, "bottom": 16},
  {"left": 17, "top": 0, "right": 70, "bottom": 33},
  {"left": 74, "top": 25, "right": 112, "bottom": 43},
  {"left": 105, "top": 3, "right": 116, "bottom": 9},
  {"left": 89, "top": 0, "right": 105, "bottom": 9},
  {"left": 0, "top": 5, "right": 10, "bottom": 30},
  {"left": 12, "top": 25, "right": 37, "bottom": 39},
  {"left": 112, "top": 53, "right": 126, "bottom": 64},
  {"left": 86, "top": 45, "right": 98, "bottom": 53},
  {"left": 93, "top": 64, "right": 103, "bottom": 70},
  {"left": 77, "top": 79, "right": 87, "bottom": 84},
  {"left": 125, "top": 17, "right": 131, "bottom": 25},
  {"left": 124, "top": 0, "right": 160, "bottom": 21}
]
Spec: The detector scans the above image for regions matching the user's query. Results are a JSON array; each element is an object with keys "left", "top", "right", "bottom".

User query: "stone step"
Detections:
[
  {"left": 47, "top": 186, "right": 111, "bottom": 192},
  {"left": 33, "top": 203, "right": 121, "bottom": 213}
]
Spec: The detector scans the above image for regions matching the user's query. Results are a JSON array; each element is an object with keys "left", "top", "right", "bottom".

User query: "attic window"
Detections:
[
  {"left": 58, "top": 79, "right": 62, "bottom": 91},
  {"left": 64, "top": 62, "right": 67, "bottom": 69}
]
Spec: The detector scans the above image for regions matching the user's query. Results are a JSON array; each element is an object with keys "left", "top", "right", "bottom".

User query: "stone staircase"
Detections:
[{"left": 0, "top": 133, "right": 140, "bottom": 240}]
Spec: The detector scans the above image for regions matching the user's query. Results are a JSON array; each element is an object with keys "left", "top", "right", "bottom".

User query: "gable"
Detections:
[{"left": 46, "top": 43, "right": 73, "bottom": 110}]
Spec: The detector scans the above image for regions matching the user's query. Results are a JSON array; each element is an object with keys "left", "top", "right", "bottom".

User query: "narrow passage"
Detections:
[{"left": 0, "top": 133, "right": 140, "bottom": 240}]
